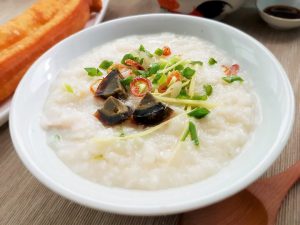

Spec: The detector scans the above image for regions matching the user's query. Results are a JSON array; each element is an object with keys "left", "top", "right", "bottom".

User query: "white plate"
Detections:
[
  {"left": 10, "top": 14, "right": 294, "bottom": 215},
  {"left": 0, "top": 0, "right": 110, "bottom": 127}
]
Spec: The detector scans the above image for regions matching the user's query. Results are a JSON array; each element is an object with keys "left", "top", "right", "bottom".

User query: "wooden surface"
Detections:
[
  {"left": 0, "top": 0, "right": 299, "bottom": 224},
  {"left": 179, "top": 162, "right": 300, "bottom": 225}
]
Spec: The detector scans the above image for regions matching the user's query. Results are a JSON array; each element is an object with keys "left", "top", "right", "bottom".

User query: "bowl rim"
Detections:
[{"left": 9, "top": 13, "right": 295, "bottom": 215}]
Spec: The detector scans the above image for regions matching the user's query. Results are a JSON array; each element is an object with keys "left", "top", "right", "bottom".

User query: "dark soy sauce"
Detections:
[{"left": 264, "top": 5, "right": 300, "bottom": 19}]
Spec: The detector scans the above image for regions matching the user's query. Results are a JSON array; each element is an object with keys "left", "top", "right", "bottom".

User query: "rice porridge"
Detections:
[{"left": 41, "top": 33, "right": 260, "bottom": 190}]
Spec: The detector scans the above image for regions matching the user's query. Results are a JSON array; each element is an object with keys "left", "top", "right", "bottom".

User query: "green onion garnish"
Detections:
[
  {"left": 152, "top": 73, "right": 162, "bottom": 84},
  {"left": 139, "top": 44, "right": 145, "bottom": 52},
  {"left": 203, "top": 84, "right": 213, "bottom": 96},
  {"left": 133, "top": 70, "right": 150, "bottom": 77},
  {"left": 222, "top": 75, "right": 244, "bottom": 83},
  {"left": 64, "top": 83, "right": 74, "bottom": 93},
  {"left": 188, "top": 107, "right": 210, "bottom": 119},
  {"left": 139, "top": 44, "right": 153, "bottom": 57},
  {"left": 149, "top": 63, "right": 160, "bottom": 75},
  {"left": 84, "top": 67, "right": 103, "bottom": 76},
  {"left": 208, "top": 58, "right": 217, "bottom": 65},
  {"left": 177, "top": 89, "right": 189, "bottom": 99},
  {"left": 121, "top": 53, "right": 140, "bottom": 64},
  {"left": 189, "top": 121, "right": 199, "bottom": 146},
  {"left": 139, "top": 58, "right": 144, "bottom": 64},
  {"left": 180, "top": 127, "right": 190, "bottom": 141},
  {"left": 182, "top": 67, "right": 196, "bottom": 79},
  {"left": 99, "top": 60, "right": 113, "bottom": 70},
  {"left": 191, "top": 61, "right": 203, "bottom": 66},
  {"left": 180, "top": 121, "right": 200, "bottom": 146},
  {"left": 158, "top": 74, "right": 167, "bottom": 85},
  {"left": 155, "top": 48, "right": 163, "bottom": 56},
  {"left": 177, "top": 94, "right": 190, "bottom": 99},
  {"left": 192, "top": 95, "right": 207, "bottom": 101},
  {"left": 175, "top": 64, "right": 184, "bottom": 71},
  {"left": 159, "top": 60, "right": 168, "bottom": 70},
  {"left": 120, "top": 76, "right": 134, "bottom": 87}
]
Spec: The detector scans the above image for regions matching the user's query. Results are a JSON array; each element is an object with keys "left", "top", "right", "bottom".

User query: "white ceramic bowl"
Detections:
[
  {"left": 10, "top": 14, "right": 294, "bottom": 216},
  {"left": 257, "top": 0, "right": 300, "bottom": 29}
]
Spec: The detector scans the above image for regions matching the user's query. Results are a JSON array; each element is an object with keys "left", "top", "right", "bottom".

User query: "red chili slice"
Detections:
[
  {"left": 130, "top": 77, "right": 152, "bottom": 97},
  {"left": 125, "top": 59, "right": 144, "bottom": 70},
  {"left": 162, "top": 46, "right": 171, "bottom": 56},
  {"left": 158, "top": 84, "right": 168, "bottom": 93},
  {"left": 222, "top": 64, "right": 240, "bottom": 76},
  {"left": 230, "top": 64, "right": 240, "bottom": 75},
  {"left": 166, "top": 70, "right": 181, "bottom": 85}
]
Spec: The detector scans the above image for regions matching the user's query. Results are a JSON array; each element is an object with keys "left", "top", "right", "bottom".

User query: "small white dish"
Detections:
[
  {"left": 0, "top": 0, "right": 110, "bottom": 127},
  {"left": 10, "top": 14, "right": 294, "bottom": 215},
  {"left": 257, "top": 0, "right": 300, "bottom": 29}
]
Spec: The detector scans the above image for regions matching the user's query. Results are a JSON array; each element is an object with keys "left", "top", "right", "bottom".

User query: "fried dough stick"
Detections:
[{"left": 0, "top": 0, "right": 102, "bottom": 102}]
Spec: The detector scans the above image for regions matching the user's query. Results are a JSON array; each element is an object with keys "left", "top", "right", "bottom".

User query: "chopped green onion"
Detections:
[
  {"left": 121, "top": 53, "right": 134, "bottom": 64},
  {"left": 177, "top": 89, "right": 208, "bottom": 101},
  {"left": 177, "top": 93, "right": 190, "bottom": 99},
  {"left": 139, "top": 44, "right": 145, "bottom": 52},
  {"left": 182, "top": 67, "right": 196, "bottom": 79},
  {"left": 189, "top": 121, "right": 199, "bottom": 146},
  {"left": 99, "top": 60, "right": 113, "bottom": 70},
  {"left": 208, "top": 58, "right": 217, "bottom": 65},
  {"left": 149, "top": 63, "right": 160, "bottom": 75},
  {"left": 146, "top": 52, "right": 153, "bottom": 57},
  {"left": 121, "top": 53, "right": 139, "bottom": 64},
  {"left": 133, "top": 70, "right": 150, "bottom": 77},
  {"left": 177, "top": 89, "right": 190, "bottom": 99},
  {"left": 139, "top": 58, "right": 144, "bottom": 64},
  {"left": 180, "top": 121, "right": 200, "bottom": 146},
  {"left": 188, "top": 107, "right": 210, "bottom": 119},
  {"left": 152, "top": 73, "right": 162, "bottom": 84},
  {"left": 175, "top": 64, "right": 184, "bottom": 71},
  {"left": 64, "top": 83, "right": 74, "bottom": 93},
  {"left": 120, "top": 76, "right": 134, "bottom": 87},
  {"left": 203, "top": 84, "right": 213, "bottom": 96},
  {"left": 84, "top": 67, "right": 103, "bottom": 77},
  {"left": 159, "top": 60, "right": 168, "bottom": 70},
  {"left": 180, "top": 127, "right": 190, "bottom": 141},
  {"left": 158, "top": 74, "right": 167, "bottom": 85},
  {"left": 192, "top": 95, "right": 207, "bottom": 101},
  {"left": 155, "top": 48, "right": 163, "bottom": 56},
  {"left": 222, "top": 75, "right": 244, "bottom": 83},
  {"left": 191, "top": 61, "right": 203, "bottom": 66},
  {"left": 139, "top": 44, "right": 153, "bottom": 57},
  {"left": 180, "top": 88, "right": 188, "bottom": 95}
]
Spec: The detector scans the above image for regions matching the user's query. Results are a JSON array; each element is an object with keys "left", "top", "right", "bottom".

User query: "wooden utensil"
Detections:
[{"left": 179, "top": 161, "right": 300, "bottom": 225}]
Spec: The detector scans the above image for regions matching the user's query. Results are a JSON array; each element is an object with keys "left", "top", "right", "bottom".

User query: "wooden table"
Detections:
[{"left": 0, "top": 1, "right": 299, "bottom": 224}]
